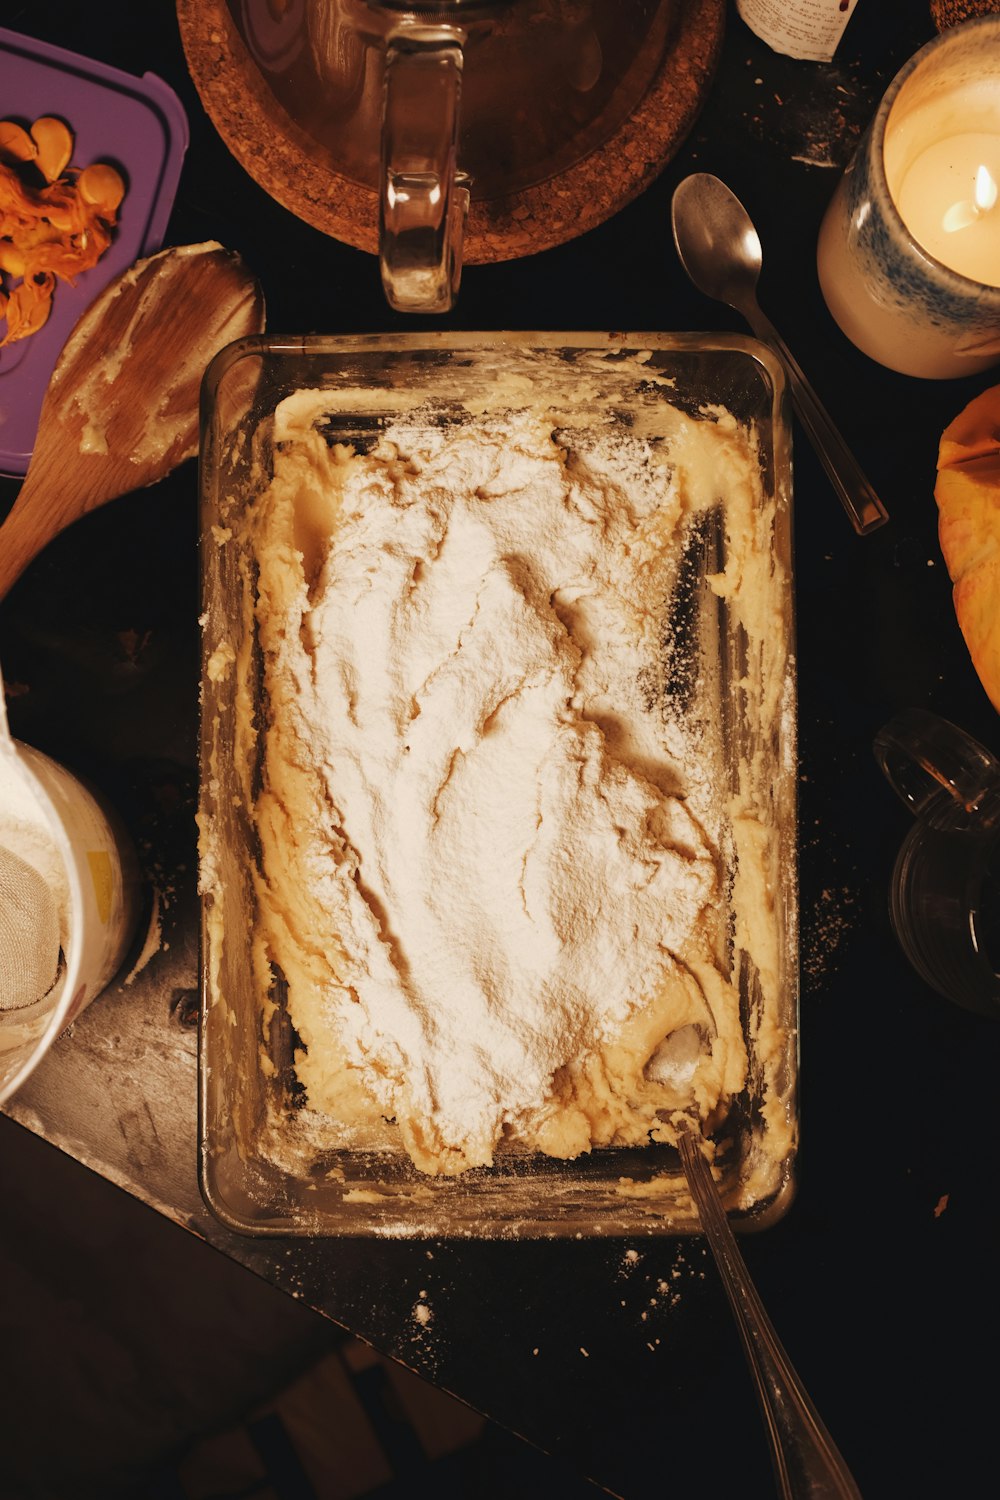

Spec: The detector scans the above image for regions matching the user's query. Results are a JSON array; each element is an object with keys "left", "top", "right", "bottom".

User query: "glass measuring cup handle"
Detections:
[
  {"left": 379, "top": 26, "right": 471, "bottom": 313},
  {"left": 873, "top": 707, "right": 1000, "bottom": 832},
  {"left": 875, "top": 708, "right": 1000, "bottom": 1017}
]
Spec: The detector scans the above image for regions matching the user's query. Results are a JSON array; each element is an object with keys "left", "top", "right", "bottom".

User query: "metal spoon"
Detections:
[
  {"left": 678, "top": 1130, "right": 863, "bottom": 1499},
  {"left": 671, "top": 172, "right": 888, "bottom": 537}
]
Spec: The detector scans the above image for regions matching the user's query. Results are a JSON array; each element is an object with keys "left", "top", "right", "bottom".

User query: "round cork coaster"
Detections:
[{"left": 176, "top": 0, "right": 725, "bottom": 266}]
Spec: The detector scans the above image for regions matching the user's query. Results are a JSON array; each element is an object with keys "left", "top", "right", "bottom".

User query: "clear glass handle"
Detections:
[
  {"left": 380, "top": 26, "right": 469, "bottom": 313},
  {"left": 873, "top": 707, "right": 1000, "bottom": 831}
]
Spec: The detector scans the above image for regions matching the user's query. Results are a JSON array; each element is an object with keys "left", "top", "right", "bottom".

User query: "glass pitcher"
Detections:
[
  {"left": 874, "top": 707, "right": 1000, "bottom": 1019},
  {"left": 232, "top": 0, "right": 677, "bottom": 311}
]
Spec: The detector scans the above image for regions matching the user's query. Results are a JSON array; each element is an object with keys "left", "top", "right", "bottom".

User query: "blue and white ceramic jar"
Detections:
[{"left": 817, "top": 17, "right": 1000, "bottom": 379}]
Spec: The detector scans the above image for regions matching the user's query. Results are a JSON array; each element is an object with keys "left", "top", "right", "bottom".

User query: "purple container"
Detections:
[{"left": 0, "top": 27, "right": 189, "bottom": 475}]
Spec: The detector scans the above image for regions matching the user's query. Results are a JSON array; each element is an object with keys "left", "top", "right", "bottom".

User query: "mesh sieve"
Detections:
[{"left": 0, "top": 843, "right": 61, "bottom": 1012}]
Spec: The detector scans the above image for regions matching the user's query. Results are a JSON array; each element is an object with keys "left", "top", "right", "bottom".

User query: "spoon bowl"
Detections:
[
  {"left": 671, "top": 172, "right": 888, "bottom": 537},
  {"left": 672, "top": 172, "right": 766, "bottom": 313},
  {"left": 0, "top": 241, "right": 266, "bottom": 600}
]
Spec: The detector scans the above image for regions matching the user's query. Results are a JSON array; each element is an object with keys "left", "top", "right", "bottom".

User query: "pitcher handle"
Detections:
[
  {"left": 873, "top": 707, "right": 1000, "bottom": 830},
  {"left": 380, "top": 26, "right": 469, "bottom": 313}
]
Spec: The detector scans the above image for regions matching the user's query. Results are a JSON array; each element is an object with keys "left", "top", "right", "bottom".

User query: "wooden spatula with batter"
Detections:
[{"left": 0, "top": 241, "right": 265, "bottom": 600}]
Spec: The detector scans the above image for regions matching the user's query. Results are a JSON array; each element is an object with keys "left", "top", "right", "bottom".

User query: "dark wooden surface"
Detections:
[{"left": 2, "top": 2, "right": 999, "bottom": 1496}]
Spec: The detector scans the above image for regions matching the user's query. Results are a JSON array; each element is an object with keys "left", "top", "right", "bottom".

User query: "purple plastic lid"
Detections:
[{"left": 0, "top": 27, "right": 189, "bottom": 476}]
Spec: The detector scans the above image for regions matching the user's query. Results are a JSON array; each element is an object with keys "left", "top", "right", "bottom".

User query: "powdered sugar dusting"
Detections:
[{"left": 247, "top": 396, "right": 755, "bottom": 1176}]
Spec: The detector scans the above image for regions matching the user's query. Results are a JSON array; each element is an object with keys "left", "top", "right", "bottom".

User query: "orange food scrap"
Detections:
[
  {"left": 30, "top": 117, "right": 73, "bottom": 183},
  {"left": 78, "top": 163, "right": 126, "bottom": 215},
  {"left": 0, "top": 120, "right": 36, "bottom": 165},
  {"left": 0, "top": 115, "right": 125, "bottom": 349}
]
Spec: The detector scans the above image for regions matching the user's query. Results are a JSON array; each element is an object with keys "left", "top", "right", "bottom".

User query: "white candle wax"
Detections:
[
  {"left": 894, "top": 131, "right": 1000, "bottom": 287},
  {"left": 819, "top": 20, "right": 1000, "bottom": 378}
]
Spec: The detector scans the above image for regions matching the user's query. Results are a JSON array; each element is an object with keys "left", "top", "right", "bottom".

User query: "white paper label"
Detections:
[{"left": 736, "top": 0, "right": 859, "bottom": 64}]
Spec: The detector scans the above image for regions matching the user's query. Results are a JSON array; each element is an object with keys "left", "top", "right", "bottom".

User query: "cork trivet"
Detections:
[
  {"left": 930, "top": 0, "right": 1000, "bottom": 28},
  {"left": 176, "top": 0, "right": 724, "bottom": 265}
]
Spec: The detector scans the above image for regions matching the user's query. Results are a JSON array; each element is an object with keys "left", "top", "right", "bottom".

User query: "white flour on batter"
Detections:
[{"left": 237, "top": 395, "right": 762, "bottom": 1175}]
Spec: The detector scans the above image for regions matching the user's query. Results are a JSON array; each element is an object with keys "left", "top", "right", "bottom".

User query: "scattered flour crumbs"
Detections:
[
  {"left": 398, "top": 1240, "right": 709, "bottom": 1365},
  {"left": 202, "top": 382, "right": 791, "bottom": 1181}
]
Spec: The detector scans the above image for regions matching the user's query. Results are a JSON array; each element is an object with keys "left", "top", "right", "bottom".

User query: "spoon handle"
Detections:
[
  {"left": 745, "top": 307, "right": 888, "bottom": 537},
  {"left": 678, "top": 1132, "right": 863, "bottom": 1499}
]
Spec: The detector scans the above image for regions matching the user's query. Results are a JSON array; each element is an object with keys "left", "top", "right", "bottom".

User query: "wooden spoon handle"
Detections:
[{"left": 0, "top": 486, "right": 53, "bottom": 600}]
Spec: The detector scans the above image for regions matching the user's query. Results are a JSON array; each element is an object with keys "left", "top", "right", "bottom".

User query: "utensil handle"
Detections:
[
  {"left": 748, "top": 308, "right": 888, "bottom": 537},
  {"left": 0, "top": 483, "right": 47, "bottom": 602},
  {"left": 379, "top": 26, "right": 469, "bottom": 314},
  {"left": 678, "top": 1133, "right": 863, "bottom": 1500}
]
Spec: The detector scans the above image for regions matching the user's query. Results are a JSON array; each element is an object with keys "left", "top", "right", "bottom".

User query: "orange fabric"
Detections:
[{"left": 935, "top": 384, "right": 1000, "bottom": 712}]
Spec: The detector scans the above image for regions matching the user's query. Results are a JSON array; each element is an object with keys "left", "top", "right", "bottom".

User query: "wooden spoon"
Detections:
[{"left": 0, "top": 241, "right": 265, "bottom": 600}]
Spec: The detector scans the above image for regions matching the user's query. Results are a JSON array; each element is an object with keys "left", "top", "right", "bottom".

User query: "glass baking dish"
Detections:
[{"left": 197, "top": 332, "right": 797, "bottom": 1239}]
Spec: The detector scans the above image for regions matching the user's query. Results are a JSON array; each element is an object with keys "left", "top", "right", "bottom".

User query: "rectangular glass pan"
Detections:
[{"left": 198, "top": 332, "right": 797, "bottom": 1239}]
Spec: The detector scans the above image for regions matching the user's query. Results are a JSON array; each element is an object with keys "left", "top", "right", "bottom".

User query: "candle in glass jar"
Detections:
[
  {"left": 817, "top": 18, "right": 1000, "bottom": 379},
  {"left": 895, "top": 132, "right": 1000, "bottom": 286}
]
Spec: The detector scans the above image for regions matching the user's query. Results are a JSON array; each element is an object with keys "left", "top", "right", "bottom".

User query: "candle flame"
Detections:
[
  {"left": 943, "top": 164, "right": 998, "bottom": 234},
  {"left": 976, "top": 163, "right": 998, "bottom": 213}
]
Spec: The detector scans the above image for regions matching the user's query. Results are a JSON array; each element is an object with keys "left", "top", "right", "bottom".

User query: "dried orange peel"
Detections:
[
  {"left": 0, "top": 115, "right": 126, "bottom": 348},
  {"left": 935, "top": 383, "right": 1000, "bottom": 712}
]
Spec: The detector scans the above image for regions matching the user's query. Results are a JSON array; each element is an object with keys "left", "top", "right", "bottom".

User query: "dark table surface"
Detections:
[{"left": 3, "top": 2, "right": 1000, "bottom": 1497}]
